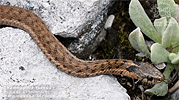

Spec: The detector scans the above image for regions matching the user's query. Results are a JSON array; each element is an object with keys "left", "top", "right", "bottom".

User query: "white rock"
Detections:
[
  {"left": 0, "top": 0, "right": 112, "bottom": 58},
  {"left": 0, "top": 28, "right": 130, "bottom": 100},
  {"left": 0, "top": 0, "right": 111, "bottom": 38},
  {"left": 104, "top": 15, "right": 115, "bottom": 29}
]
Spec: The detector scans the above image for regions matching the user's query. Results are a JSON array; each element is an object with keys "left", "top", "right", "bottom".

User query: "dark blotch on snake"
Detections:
[
  {"left": 126, "top": 66, "right": 139, "bottom": 72},
  {"left": 77, "top": 70, "right": 82, "bottom": 73}
]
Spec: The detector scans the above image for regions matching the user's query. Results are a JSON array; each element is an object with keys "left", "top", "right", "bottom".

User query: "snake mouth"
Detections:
[{"left": 140, "top": 76, "right": 164, "bottom": 85}]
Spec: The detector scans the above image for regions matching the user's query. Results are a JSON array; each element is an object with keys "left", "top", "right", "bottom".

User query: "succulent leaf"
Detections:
[
  {"left": 129, "top": 0, "right": 161, "bottom": 43},
  {"left": 162, "top": 17, "right": 179, "bottom": 48},
  {"left": 163, "top": 64, "right": 175, "bottom": 81},
  {"left": 145, "top": 82, "right": 168, "bottom": 96},
  {"left": 172, "top": 45, "right": 179, "bottom": 53},
  {"left": 154, "top": 17, "right": 167, "bottom": 37},
  {"left": 129, "top": 28, "right": 150, "bottom": 56},
  {"left": 157, "top": 0, "right": 177, "bottom": 18},
  {"left": 129, "top": 0, "right": 178, "bottom": 97},
  {"left": 169, "top": 53, "right": 179, "bottom": 64},
  {"left": 169, "top": 53, "right": 177, "bottom": 61},
  {"left": 151, "top": 43, "right": 170, "bottom": 64}
]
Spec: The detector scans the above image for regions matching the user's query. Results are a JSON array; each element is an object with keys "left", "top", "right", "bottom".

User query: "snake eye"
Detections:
[{"left": 147, "top": 76, "right": 153, "bottom": 81}]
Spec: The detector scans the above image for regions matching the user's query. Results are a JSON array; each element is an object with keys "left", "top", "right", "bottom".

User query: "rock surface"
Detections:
[
  {"left": 0, "top": 28, "right": 130, "bottom": 100},
  {"left": 0, "top": 0, "right": 112, "bottom": 58},
  {"left": 171, "top": 88, "right": 179, "bottom": 100}
]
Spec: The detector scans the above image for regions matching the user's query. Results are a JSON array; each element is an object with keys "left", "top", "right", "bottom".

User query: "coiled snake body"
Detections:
[{"left": 0, "top": 5, "right": 164, "bottom": 84}]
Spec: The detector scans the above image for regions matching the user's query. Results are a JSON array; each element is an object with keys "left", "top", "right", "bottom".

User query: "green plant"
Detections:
[{"left": 128, "top": 0, "right": 179, "bottom": 96}]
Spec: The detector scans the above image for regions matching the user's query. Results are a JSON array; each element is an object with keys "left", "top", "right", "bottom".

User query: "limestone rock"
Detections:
[
  {"left": 0, "top": 27, "right": 130, "bottom": 100},
  {"left": 0, "top": 0, "right": 112, "bottom": 57}
]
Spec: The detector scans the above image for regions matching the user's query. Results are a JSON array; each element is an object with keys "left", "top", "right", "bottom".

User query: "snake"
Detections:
[{"left": 0, "top": 5, "right": 164, "bottom": 84}]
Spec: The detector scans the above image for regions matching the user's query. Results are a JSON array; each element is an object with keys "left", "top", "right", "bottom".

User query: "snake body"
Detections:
[{"left": 0, "top": 5, "right": 164, "bottom": 84}]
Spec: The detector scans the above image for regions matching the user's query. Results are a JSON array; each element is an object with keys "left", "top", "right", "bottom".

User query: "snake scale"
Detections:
[{"left": 0, "top": 5, "right": 164, "bottom": 84}]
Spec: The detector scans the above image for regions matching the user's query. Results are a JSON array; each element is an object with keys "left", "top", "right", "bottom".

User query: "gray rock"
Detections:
[
  {"left": 171, "top": 89, "right": 179, "bottom": 100},
  {"left": 0, "top": 28, "right": 130, "bottom": 100},
  {"left": 0, "top": 0, "right": 112, "bottom": 58}
]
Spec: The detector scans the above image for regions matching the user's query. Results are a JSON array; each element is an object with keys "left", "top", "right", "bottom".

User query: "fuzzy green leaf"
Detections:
[
  {"left": 169, "top": 53, "right": 177, "bottom": 61},
  {"left": 145, "top": 82, "right": 168, "bottom": 96},
  {"left": 154, "top": 17, "right": 167, "bottom": 37},
  {"left": 169, "top": 53, "right": 179, "bottom": 64},
  {"left": 163, "top": 63, "right": 175, "bottom": 81},
  {"left": 157, "top": 0, "right": 177, "bottom": 18},
  {"left": 129, "top": 0, "right": 161, "bottom": 43},
  {"left": 129, "top": 28, "right": 150, "bottom": 56},
  {"left": 162, "top": 17, "right": 179, "bottom": 48},
  {"left": 151, "top": 43, "right": 170, "bottom": 64},
  {"left": 172, "top": 45, "right": 179, "bottom": 53}
]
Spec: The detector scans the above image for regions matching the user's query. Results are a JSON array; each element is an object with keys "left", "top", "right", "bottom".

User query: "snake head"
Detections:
[{"left": 126, "top": 62, "right": 164, "bottom": 84}]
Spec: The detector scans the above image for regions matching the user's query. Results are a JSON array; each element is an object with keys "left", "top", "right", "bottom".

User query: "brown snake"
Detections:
[{"left": 0, "top": 5, "right": 164, "bottom": 84}]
